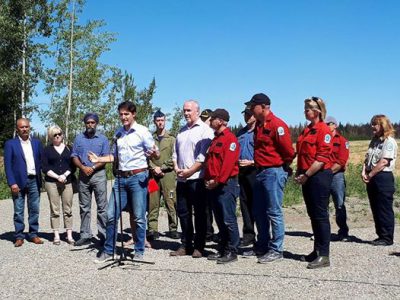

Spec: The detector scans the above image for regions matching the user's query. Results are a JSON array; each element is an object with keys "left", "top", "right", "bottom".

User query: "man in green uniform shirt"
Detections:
[{"left": 148, "top": 110, "right": 179, "bottom": 240}]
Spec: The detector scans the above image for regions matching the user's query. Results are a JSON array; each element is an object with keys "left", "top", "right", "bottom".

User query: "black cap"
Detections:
[
  {"left": 200, "top": 109, "right": 213, "bottom": 120},
  {"left": 245, "top": 93, "right": 271, "bottom": 106},
  {"left": 241, "top": 105, "right": 252, "bottom": 114},
  {"left": 153, "top": 109, "right": 165, "bottom": 119},
  {"left": 210, "top": 108, "right": 230, "bottom": 122}
]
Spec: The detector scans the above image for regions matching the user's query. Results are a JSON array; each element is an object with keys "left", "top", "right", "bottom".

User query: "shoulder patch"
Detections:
[
  {"left": 386, "top": 142, "right": 394, "bottom": 152},
  {"left": 345, "top": 141, "right": 349, "bottom": 149},
  {"left": 277, "top": 126, "right": 285, "bottom": 136},
  {"left": 229, "top": 143, "right": 237, "bottom": 151},
  {"left": 324, "top": 134, "right": 331, "bottom": 144}
]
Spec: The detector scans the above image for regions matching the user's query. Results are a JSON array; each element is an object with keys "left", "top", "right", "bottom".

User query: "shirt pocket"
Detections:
[{"left": 91, "top": 141, "right": 105, "bottom": 155}]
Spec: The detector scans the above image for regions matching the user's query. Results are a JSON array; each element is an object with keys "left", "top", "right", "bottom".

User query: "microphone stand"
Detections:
[{"left": 98, "top": 136, "right": 155, "bottom": 270}]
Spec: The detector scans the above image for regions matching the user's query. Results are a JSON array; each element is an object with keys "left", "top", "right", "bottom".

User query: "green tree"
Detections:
[
  {"left": 41, "top": 0, "right": 116, "bottom": 143},
  {"left": 170, "top": 105, "right": 183, "bottom": 137},
  {"left": 0, "top": 0, "right": 52, "bottom": 147}
]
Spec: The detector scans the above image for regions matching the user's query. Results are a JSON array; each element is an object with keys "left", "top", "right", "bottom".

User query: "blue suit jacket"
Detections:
[{"left": 4, "top": 136, "right": 43, "bottom": 190}]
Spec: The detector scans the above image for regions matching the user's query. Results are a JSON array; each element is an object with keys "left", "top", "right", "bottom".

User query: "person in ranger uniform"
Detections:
[
  {"left": 295, "top": 97, "right": 333, "bottom": 269},
  {"left": 362, "top": 114, "right": 398, "bottom": 246},
  {"left": 325, "top": 116, "right": 350, "bottom": 242},
  {"left": 148, "top": 110, "right": 179, "bottom": 240},
  {"left": 204, "top": 109, "right": 241, "bottom": 264},
  {"left": 247, "top": 93, "right": 295, "bottom": 264}
]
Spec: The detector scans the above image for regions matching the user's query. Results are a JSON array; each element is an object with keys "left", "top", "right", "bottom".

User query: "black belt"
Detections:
[
  {"left": 117, "top": 168, "right": 147, "bottom": 178},
  {"left": 27, "top": 174, "right": 36, "bottom": 179},
  {"left": 256, "top": 165, "right": 283, "bottom": 172}
]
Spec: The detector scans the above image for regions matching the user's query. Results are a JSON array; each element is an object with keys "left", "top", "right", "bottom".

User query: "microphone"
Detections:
[{"left": 112, "top": 132, "right": 122, "bottom": 144}]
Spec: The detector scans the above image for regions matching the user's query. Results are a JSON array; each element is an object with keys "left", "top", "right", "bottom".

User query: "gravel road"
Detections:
[{"left": 1, "top": 183, "right": 399, "bottom": 299}]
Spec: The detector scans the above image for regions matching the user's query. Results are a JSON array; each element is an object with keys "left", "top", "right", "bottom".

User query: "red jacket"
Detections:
[
  {"left": 204, "top": 128, "right": 239, "bottom": 184},
  {"left": 296, "top": 121, "right": 333, "bottom": 170},
  {"left": 330, "top": 131, "right": 349, "bottom": 171},
  {"left": 254, "top": 112, "right": 295, "bottom": 167}
]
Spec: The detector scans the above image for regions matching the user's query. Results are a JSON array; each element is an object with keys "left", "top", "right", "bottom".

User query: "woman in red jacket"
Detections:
[{"left": 295, "top": 97, "right": 333, "bottom": 269}]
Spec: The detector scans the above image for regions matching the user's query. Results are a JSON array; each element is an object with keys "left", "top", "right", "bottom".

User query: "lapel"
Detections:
[{"left": 15, "top": 137, "right": 26, "bottom": 162}]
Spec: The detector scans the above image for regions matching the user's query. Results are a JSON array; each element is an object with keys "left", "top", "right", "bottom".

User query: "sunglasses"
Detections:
[{"left": 53, "top": 133, "right": 63, "bottom": 137}]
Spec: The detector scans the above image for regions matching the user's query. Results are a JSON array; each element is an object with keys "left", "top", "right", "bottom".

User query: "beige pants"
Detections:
[{"left": 45, "top": 182, "right": 73, "bottom": 230}]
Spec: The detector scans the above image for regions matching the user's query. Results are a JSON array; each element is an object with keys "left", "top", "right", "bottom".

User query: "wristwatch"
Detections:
[{"left": 92, "top": 165, "right": 96, "bottom": 170}]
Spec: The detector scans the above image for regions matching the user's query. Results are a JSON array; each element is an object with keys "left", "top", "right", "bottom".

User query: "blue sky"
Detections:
[{"left": 33, "top": 0, "right": 400, "bottom": 132}]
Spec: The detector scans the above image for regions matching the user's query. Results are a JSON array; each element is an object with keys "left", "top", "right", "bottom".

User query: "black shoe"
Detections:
[
  {"left": 307, "top": 256, "right": 330, "bottom": 269},
  {"left": 217, "top": 252, "right": 238, "bottom": 264},
  {"left": 300, "top": 251, "right": 318, "bottom": 262},
  {"left": 168, "top": 231, "right": 180, "bottom": 239},
  {"left": 331, "top": 233, "right": 350, "bottom": 242},
  {"left": 241, "top": 249, "right": 265, "bottom": 257},
  {"left": 74, "top": 237, "right": 91, "bottom": 247},
  {"left": 239, "top": 239, "right": 255, "bottom": 247},
  {"left": 147, "top": 231, "right": 159, "bottom": 241},
  {"left": 207, "top": 252, "right": 224, "bottom": 261},
  {"left": 371, "top": 239, "right": 393, "bottom": 246}
]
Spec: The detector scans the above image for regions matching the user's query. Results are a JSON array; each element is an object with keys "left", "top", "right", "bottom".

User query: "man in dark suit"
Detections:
[{"left": 4, "top": 118, "right": 44, "bottom": 247}]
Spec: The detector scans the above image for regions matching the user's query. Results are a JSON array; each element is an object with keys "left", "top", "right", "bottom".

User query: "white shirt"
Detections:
[
  {"left": 365, "top": 136, "right": 398, "bottom": 172},
  {"left": 115, "top": 122, "right": 157, "bottom": 171},
  {"left": 173, "top": 118, "right": 214, "bottom": 181},
  {"left": 19, "top": 136, "right": 36, "bottom": 175}
]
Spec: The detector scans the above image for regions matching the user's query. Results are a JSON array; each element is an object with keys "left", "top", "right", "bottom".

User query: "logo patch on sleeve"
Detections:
[
  {"left": 386, "top": 142, "right": 394, "bottom": 152},
  {"left": 345, "top": 141, "right": 350, "bottom": 149},
  {"left": 229, "top": 143, "right": 236, "bottom": 151},
  {"left": 324, "top": 134, "right": 331, "bottom": 144},
  {"left": 277, "top": 126, "right": 285, "bottom": 136}
]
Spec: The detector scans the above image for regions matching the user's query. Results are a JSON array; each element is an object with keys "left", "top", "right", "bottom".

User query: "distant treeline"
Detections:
[{"left": 230, "top": 122, "right": 400, "bottom": 141}]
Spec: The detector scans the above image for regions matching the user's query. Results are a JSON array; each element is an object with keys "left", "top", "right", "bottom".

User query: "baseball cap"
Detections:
[
  {"left": 325, "top": 116, "right": 338, "bottom": 126},
  {"left": 245, "top": 93, "right": 271, "bottom": 106},
  {"left": 210, "top": 108, "right": 230, "bottom": 122}
]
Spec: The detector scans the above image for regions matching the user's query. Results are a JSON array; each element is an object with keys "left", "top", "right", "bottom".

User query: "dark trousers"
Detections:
[
  {"left": 205, "top": 197, "right": 215, "bottom": 239},
  {"left": 209, "top": 178, "right": 240, "bottom": 254},
  {"left": 367, "top": 172, "right": 395, "bottom": 243},
  {"left": 176, "top": 179, "right": 207, "bottom": 251},
  {"left": 238, "top": 166, "right": 256, "bottom": 243},
  {"left": 302, "top": 169, "right": 333, "bottom": 256}
]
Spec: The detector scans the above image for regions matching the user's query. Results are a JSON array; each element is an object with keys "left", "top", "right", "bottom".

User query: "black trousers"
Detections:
[
  {"left": 367, "top": 172, "right": 395, "bottom": 243},
  {"left": 176, "top": 179, "right": 207, "bottom": 251},
  {"left": 302, "top": 169, "right": 333, "bottom": 256},
  {"left": 238, "top": 166, "right": 256, "bottom": 243}
]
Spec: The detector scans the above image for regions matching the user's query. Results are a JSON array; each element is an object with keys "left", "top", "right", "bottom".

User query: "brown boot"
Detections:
[{"left": 170, "top": 247, "right": 188, "bottom": 256}]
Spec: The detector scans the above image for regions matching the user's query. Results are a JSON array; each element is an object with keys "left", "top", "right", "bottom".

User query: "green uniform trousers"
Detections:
[{"left": 148, "top": 171, "right": 177, "bottom": 232}]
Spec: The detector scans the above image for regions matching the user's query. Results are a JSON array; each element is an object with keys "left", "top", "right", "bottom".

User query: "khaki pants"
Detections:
[
  {"left": 148, "top": 172, "right": 177, "bottom": 232},
  {"left": 45, "top": 181, "right": 73, "bottom": 230}
]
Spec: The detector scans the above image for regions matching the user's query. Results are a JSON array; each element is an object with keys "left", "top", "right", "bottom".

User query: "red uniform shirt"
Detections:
[
  {"left": 204, "top": 128, "right": 240, "bottom": 184},
  {"left": 254, "top": 111, "right": 295, "bottom": 167},
  {"left": 330, "top": 131, "right": 349, "bottom": 171},
  {"left": 296, "top": 121, "right": 333, "bottom": 170}
]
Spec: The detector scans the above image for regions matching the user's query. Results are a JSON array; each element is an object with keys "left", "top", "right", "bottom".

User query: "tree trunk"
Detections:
[
  {"left": 21, "top": 14, "right": 27, "bottom": 118},
  {"left": 65, "top": 0, "right": 75, "bottom": 144}
]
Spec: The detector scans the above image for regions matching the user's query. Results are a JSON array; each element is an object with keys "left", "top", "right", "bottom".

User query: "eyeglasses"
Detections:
[
  {"left": 53, "top": 133, "right": 63, "bottom": 138},
  {"left": 85, "top": 121, "right": 96, "bottom": 125}
]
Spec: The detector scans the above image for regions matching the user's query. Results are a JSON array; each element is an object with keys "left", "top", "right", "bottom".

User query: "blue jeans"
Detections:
[
  {"left": 13, "top": 176, "right": 40, "bottom": 240},
  {"left": 103, "top": 171, "right": 148, "bottom": 255},
  {"left": 330, "top": 172, "right": 349, "bottom": 235},
  {"left": 253, "top": 167, "right": 287, "bottom": 253},
  {"left": 209, "top": 178, "right": 240, "bottom": 254}
]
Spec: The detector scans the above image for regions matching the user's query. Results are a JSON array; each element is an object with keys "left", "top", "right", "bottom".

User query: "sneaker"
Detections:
[
  {"left": 241, "top": 249, "right": 265, "bottom": 257},
  {"left": 207, "top": 252, "right": 223, "bottom": 261},
  {"left": 74, "top": 237, "right": 91, "bottom": 247},
  {"left": 94, "top": 252, "right": 114, "bottom": 264},
  {"left": 258, "top": 250, "right": 283, "bottom": 263},
  {"left": 132, "top": 253, "right": 144, "bottom": 261}
]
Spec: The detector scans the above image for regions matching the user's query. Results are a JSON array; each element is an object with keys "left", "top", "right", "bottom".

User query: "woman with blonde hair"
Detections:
[
  {"left": 295, "top": 96, "right": 333, "bottom": 269},
  {"left": 362, "top": 114, "right": 397, "bottom": 246},
  {"left": 42, "top": 125, "right": 75, "bottom": 245}
]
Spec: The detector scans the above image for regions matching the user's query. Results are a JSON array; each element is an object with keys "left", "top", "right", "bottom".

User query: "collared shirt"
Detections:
[
  {"left": 330, "top": 130, "right": 350, "bottom": 171},
  {"left": 204, "top": 128, "right": 240, "bottom": 184},
  {"left": 365, "top": 136, "right": 397, "bottom": 172},
  {"left": 19, "top": 136, "right": 36, "bottom": 175},
  {"left": 114, "top": 122, "right": 156, "bottom": 171},
  {"left": 173, "top": 118, "right": 214, "bottom": 181},
  {"left": 254, "top": 111, "right": 295, "bottom": 167},
  {"left": 296, "top": 121, "right": 333, "bottom": 170},
  {"left": 236, "top": 125, "right": 254, "bottom": 161},
  {"left": 71, "top": 131, "right": 109, "bottom": 167}
]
